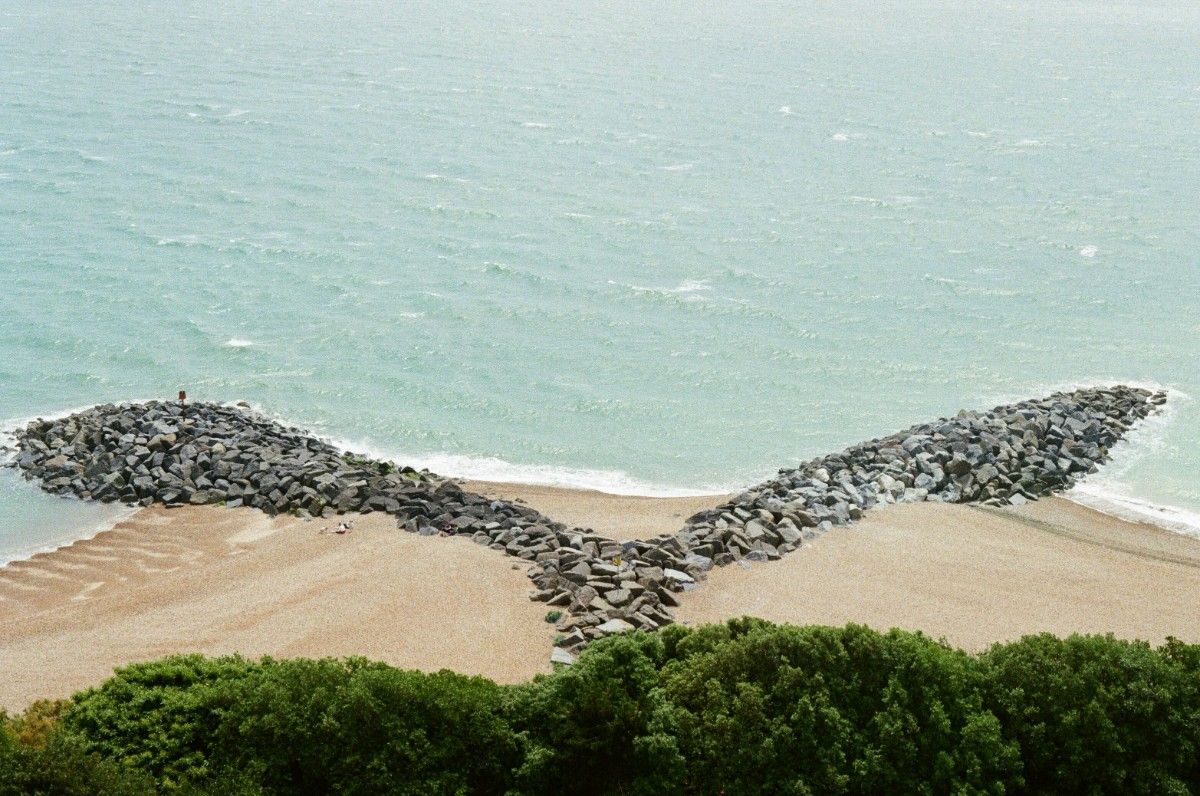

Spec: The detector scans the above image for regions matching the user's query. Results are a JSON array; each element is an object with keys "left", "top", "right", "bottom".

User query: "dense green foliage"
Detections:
[
  {"left": 980, "top": 633, "right": 1200, "bottom": 794},
  {"left": 658, "top": 620, "right": 1023, "bottom": 794},
  {"left": 0, "top": 708, "right": 153, "bottom": 796},
  {"left": 2, "top": 621, "right": 1198, "bottom": 794}
]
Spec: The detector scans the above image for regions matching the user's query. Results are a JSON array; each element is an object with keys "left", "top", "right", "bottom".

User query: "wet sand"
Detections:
[
  {"left": 0, "top": 505, "right": 554, "bottom": 712},
  {"left": 3, "top": 487, "right": 1198, "bottom": 712}
]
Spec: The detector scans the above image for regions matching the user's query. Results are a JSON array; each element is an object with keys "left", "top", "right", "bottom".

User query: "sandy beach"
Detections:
[
  {"left": 675, "top": 497, "right": 1200, "bottom": 649},
  {"left": 2, "top": 484, "right": 1199, "bottom": 712},
  {"left": 0, "top": 504, "right": 555, "bottom": 712}
]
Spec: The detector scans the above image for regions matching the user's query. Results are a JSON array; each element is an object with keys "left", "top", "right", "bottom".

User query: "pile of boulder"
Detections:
[
  {"left": 674, "top": 385, "right": 1166, "bottom": 562},
  {"left": 2, "top": 385, "right": 1165, "bottom": 661}
]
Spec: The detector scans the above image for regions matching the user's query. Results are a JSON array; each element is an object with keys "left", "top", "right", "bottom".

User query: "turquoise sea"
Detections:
[{"left": 2, "top": 0, "right": 1198, "bottom": 560}]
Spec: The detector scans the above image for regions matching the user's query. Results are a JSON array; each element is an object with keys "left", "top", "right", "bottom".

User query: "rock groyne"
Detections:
[{"left": 4, "top": 386, "right": 1166, "bottom": 659}]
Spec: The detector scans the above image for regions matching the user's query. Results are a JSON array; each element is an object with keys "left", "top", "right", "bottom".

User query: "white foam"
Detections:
[
  {"left": 659, "top": 162, "right": 695, "bottom": 171},
  {"left": 223, "top": 338, "right": 255, "bottom": 348},
  {"left": 335, "top": 443, "right": 732, "bottom": 498},
  {"left": 623, "top": 278, "right": 712, "bottom": 297},
  {"left": 1079, "top": 244, "right": 1099, "bottom": 258},
  {"left": 223, "top": 402, "right": 735, "bottom": 498},
  {"left": 949, "top": 381, "right": 1197, "bottom": 537},
  {"left": 831, "top": 132, "right": 849, "bottom": 141},
  {"left": 777, "top": 105, "right": 793, "bottom": 115},
  {"left": 669, "top": 279, "right": 711, "bottom": 294},
  {"left": 1066, "top": 483, "right": 1200, "bottom": 539},
  {"left": 155, "top": 235, "right": 199, "bottom": 247},
  {"left": 1052, "top": 384, "right": 1199, "bottom": 537}
]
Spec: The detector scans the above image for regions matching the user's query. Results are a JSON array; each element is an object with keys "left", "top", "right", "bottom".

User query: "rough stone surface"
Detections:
[
  {"left": 550, "top": 647, "right": 576, "bottom": 666},
  {"left": 1, "top": 386, "right": 1165, "bottom": 659}
]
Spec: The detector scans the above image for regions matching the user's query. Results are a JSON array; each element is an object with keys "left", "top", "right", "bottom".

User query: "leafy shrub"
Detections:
[
  {"left": 981, "top": 633, "right": 1200, "bottom": 794},
  {"left": 657, "top": 619, "right": 1021, "bottom": 794},
  {"left": 36, "top": 622, "right": 1200, "bottom": 795},
  {"left": 60, "top": 654, "right": 257, "bottom": 788},
  {"left": 0, "top": 717, "right": 154, "bottom": 796},
  {"left": 507, "top": 631, "right": 684, "bottom": 795},
  {"left": 4, "top": 700, "right": 69, "bottom": 749},
  {"left": 210, "top": 658, "right": 519, "bottom": 795}
]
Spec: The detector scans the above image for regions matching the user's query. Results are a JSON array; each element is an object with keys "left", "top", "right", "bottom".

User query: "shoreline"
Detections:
[
  {"left": 3, "top": 384, "right": 1196, "bottom": 570},
  {"left": 1064, "top": 482, "right": 1200, "bottom": 540},
  {"left": 3, "top": 492, "right": 1198, "bottom": 711},
  {"left": 0, "top": 389, "right": 1182, "bottom": 660},
  {"left": 2, "top": 473, "right": 1198, "bottom": 570},
  {"left": 3, "top": 471, "right": 1198, "bottom": 570}
]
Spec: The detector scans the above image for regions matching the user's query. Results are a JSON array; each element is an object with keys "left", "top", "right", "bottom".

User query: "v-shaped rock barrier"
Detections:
[{"left": 3, "top": 385, "right": 1166, "bottom": 661}]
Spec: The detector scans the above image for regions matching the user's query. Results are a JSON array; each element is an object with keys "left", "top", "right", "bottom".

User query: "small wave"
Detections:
[
  {"left": 777, "top": 105, "right": 793, "bottom": 115},
  {"left": 659, "top": 162, "right": 694, "bottom": 171},
  {"left": 626, "top": 278, "right": 711, "bottom": 294},
  {"left": 155, "top": 235, "right": 200, "bottom": 247},
  {"left": 620, "top": 278, "right": 713, "bottom": 301},
  {"left": 1014, "top": 138, "right": 1045, "bottom": 147},
  {"left": 1068, "top": 384, "right": 1190, "bottom": 478},
  {"left": 1079, "top": 245, "right": 1099, "bottom": 258},
  {"left": 995, "top": 382, "right": 1196, "bottom": 537},
  {"left": 1067, "top": 483, "right": 1200, "bottom": 539},
  {"left": 520, "top": 121, "right": 550, "bottom": 129},
  {"left": 423, "top": 174, "right": 470, "bottom": 184},
  {"left": 667, "top": 279, "right": 711, "bottom": 294},
  {"left": 332, "top": 440, "right": 732, "bottom": 497},
  {"left": 831, "top": 132, "right": 850, "bottom": 141},
  {"left": 223, "top": 338, "right": 255, "bottom": 348},
  {"left": 220, "top": 404, "right": 734, "bottom": 498}
]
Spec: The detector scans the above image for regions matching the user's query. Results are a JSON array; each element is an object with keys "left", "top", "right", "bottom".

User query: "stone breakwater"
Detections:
[{"left": 3, "top": 386, "right": 1166, "bottom": 661}]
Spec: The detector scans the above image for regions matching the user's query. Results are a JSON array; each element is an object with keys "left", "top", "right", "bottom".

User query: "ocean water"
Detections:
[{"left": 2, "top": 0, "right": 1199, "bottom": 559}]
